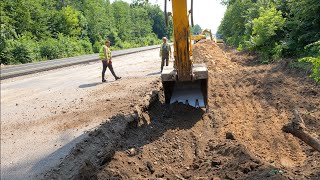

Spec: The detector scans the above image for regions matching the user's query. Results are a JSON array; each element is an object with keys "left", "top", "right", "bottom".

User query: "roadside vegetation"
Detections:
[
  {"left": 218, "top": 0, "right": 320, "bottom": 83},
  {"left": 0, "top": 0, "right": 171, "bottom": 65}
]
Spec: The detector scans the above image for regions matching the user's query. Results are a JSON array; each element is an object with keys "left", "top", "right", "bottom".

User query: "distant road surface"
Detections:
[{"left": 1, "top": 45, "right": 159, "bottom": 79}]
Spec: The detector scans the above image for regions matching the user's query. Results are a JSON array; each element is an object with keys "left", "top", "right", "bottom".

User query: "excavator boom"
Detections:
[{"left": 161, "top": 0, "right": 208, "bottom": 108}]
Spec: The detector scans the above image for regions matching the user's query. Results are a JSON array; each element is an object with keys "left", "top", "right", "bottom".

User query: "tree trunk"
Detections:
[{"left": 282, "top": 109, "right": 320, "bottom": 152}]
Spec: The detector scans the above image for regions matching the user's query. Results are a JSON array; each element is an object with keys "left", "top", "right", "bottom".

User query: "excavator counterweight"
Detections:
[{"left": 161, "top": 0, "right": 208, "bottom": 108}]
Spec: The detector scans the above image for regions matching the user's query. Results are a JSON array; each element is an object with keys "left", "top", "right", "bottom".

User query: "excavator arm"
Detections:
[
  {"left": 171, "top": 0, "right": 192, "bottom": 81},
  {"left": 201, "top": 29, "right": 213, "bottom": 41},
  {"left": 161, "top": 0, "right": 208, "bottom": 108}
]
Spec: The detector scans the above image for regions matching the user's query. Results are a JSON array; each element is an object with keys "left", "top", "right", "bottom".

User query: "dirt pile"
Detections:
[
  {"left": 43, "top": 40, "right": 319, "bottom": 179},
  {"left": 197, "top": 40, "right": 320, "bottom": 178},
  {"left": 192, "top": 40, "right": 235, "bottom": 72},
  {"left": 40, "top": 80, "right": 161, "bottom": 179},
  {"left": 95, "top": 101, "right": 279, "bottom": 179}
]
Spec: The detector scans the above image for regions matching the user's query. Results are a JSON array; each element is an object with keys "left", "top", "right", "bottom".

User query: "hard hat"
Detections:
[{"left": 162, "top": 37, "right": 167, "bottom": 40}]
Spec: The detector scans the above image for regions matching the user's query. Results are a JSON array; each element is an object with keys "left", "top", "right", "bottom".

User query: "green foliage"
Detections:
[
  {"left": 304, "top": 41, "right": 320, "bottom": 57},
  {"left": 0, "top": 34, "right": 93, "bottom": 64},
  {"left": 58, "top": 6, "right": 83, "bottom": 37},
  {"left": 251, "top": 7, "right": 286, "bottom": 62},
  {"left": 299, "top": 56, "right": 320, "bottom": 83},
  {"left": 218, "top": 0, "right": 320, "bottom": 81},
  {"left": 8, "top": 35, "right": 40, "bottom": 64},
  {"left": 79, "top": 39, "right": 93, "bottom": 54},
  {"left": 93, "top": 41, "right": 103, "bottom": 53},
  {"left": 285, "top": 0, "right": 320, "bottom": 55},
  {"left": 1, "top": 0, "right": 170, "bottom": 65},
  {"left": 145, "top": 4, "right": 167, "bottom": 39},
  {"left": 191, "top": 24, "right": 202, "bottom": 35},
  {"left": 299, "top": 41, "right": 320, "bottom": 83},
  {"left": 39, "top": 38, "right": 61, "bottom": 60},
  {"left": 252, "top": 7, "right": 285, "bottom": 47}
]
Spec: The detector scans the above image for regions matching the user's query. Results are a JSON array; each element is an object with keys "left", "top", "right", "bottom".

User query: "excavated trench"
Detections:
[
  {"left": 41, "top": 84, "right": 290, "bottom": 180},
  {"left": 42, "top": 88, "right": 277, "bottom": 180},
  {"left": 42, "top": 41, "right": 320, "bottom": 179}
]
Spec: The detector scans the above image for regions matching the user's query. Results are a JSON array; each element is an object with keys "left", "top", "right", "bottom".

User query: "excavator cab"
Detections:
[{"left": 161, "top": 0, "right": 208, "bottom": 109}]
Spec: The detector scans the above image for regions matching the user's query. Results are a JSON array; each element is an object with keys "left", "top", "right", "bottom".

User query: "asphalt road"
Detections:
[
  {"left": 0, "top": 48, "right": 169, "bottom": 180},
  {"left": 0, "top": 45, "right": 159, "bottom": 79}
]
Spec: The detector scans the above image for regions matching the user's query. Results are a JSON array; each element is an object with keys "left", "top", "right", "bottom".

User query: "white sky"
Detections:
[{"left": 110, "top": 0, "right": 226, "bottom": 34}]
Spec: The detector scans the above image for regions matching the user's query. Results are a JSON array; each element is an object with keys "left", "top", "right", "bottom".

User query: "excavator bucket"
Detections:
[
  {"left": 162, "top": 64, "right": 208, "bottom": 108},
  {"left": 161, "top": 0, "right": 208, "bottom": 109}
]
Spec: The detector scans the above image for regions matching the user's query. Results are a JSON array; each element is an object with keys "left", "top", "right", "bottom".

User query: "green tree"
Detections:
[
  {"left": 191, "top": 24, "right": 202, "bottom": 35},
  {"left": 0, "top": 0, "right": 165, "bottom": 64},
  {"left": 112, "top": 0, "right": 132, "bottom": 41},
  {"left": 251, "top": 7, "right": 286, "bottom": 60},
  {"left": 145, "top": 4, "right": 167, "bottom": 39},
  {"left": 286, "top": 0, "right": 320, "bottom": 55},
  {"left": 53, "top": 6, "right": 83, "bottom": 37}
]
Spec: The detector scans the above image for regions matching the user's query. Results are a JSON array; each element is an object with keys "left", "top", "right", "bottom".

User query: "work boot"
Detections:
[
  {"left": 115, "top": 76, "right": 121, "bottom": 80},
  {"left": 102, "top": 79, "right": 107, "bottom": 82}
]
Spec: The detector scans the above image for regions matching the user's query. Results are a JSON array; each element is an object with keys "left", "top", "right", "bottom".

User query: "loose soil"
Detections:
[
  {"left": 43, "top": 40, "right": 320, "bottom": 179},
  {"left": 1, "top": 50, "right": 161, "bottom": 179}
]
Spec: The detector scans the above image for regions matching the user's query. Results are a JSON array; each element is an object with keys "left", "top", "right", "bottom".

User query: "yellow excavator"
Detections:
[
  {"left": 201, "top": 29, "right": 213, "bottom": 41},
  {"left": 161, "top": 0, "right": 208, "bottom": 108},
  {"left": 191, "top": 34, "right": 206, "bottom": 43},
  {"left": 191, "top": 29, "right": 213, "bottom": 43}
]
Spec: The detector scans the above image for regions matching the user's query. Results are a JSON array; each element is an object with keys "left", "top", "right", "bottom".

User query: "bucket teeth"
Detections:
[
  {"left": 171, "top": 98, "right": 205, "bottom": 108},
  {"left": 169, "top": 80, "right": 206, "bottom": 108}
]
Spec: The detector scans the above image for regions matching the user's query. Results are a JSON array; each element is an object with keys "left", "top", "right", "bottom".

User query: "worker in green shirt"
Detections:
[
  {"left": 99, "top": 40, "right": 121, "bottom": 82},
  {"left": 159, "top": 37, "right": 172, "bottom": 72}
]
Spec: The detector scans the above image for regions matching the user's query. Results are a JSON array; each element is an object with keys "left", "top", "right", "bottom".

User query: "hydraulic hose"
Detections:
[
  {"left": 190, "top": 0, "right": 194, "bottom": 27},
  {"left": 164, "top": 0, "right": 168, "bottom": 27}
]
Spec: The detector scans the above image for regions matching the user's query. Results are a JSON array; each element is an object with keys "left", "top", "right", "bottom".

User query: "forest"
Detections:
[
  {"left": 0, "top": 0, "right": 174, "bottom": 65},
  {"left": 218, "top": 0, "right": 320, "bottom": 82},
  {"left": 2, "top": 0, "right": 318, "bottom": 82}
]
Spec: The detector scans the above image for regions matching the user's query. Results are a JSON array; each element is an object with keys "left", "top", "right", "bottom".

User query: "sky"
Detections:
[{"left": 110, "top": 0, "right": 226, "bottom": 34}]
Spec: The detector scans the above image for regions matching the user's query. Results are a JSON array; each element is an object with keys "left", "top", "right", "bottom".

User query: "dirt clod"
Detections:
[
  {"left": 226, "top": 132, "right": 236, "bottom": 140},
  {"left": 127, "top": 148, "right": 137, "bottom": 157},
  {"left": 146, "top": 161, "right": 155, "bottom": 174}
]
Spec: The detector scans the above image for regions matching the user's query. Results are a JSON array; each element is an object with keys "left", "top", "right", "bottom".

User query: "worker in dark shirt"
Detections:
[{"left": 159, "top": 37, "right": 172, "bottom": 72}]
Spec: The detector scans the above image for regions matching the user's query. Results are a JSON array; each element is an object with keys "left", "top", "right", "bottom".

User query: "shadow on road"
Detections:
[
  {"left": 146, "top": 71, "right": 161, "bottom": 76},
  {"left": 79, "top": 82, "right": 102, "bottom": 88},
  {"left": 1, "top": 133, "right": 88, "bottom": 180}
]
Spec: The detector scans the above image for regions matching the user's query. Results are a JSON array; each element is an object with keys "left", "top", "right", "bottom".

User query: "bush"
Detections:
[
  {"left": 79, "top": 39, "right": 93, "bottom": 54},
  {"left": 1, "top": 35, "right": 40, "bottom": 64},
  {"left": 0, "top": 39, "right": 15, "bottom": 64},
  {"left": 93, "top": 41, "right": 102, "bottom": 53},
  {"left": 12, "top": 43, "right": 34, "bottom": 63},
  {"left": 40, "top": 35, "right": 94, "bottom": 60},
  {"left": 299, "top": 56, "right": 320, "bottom": 83},
  {"left": 251, "top": 7, "right": 286, "bottom": 62},
  {"left": 39, "top": 38, "right": 61, "bottom": 60},
  {"left": 299, "top": 41, "right": 320, "bottom": 83},
  {"left": 40, "top": 34, "right": 93, "bottom": 59}
]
